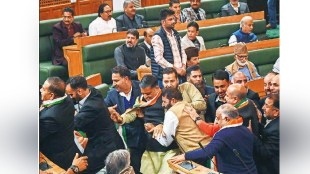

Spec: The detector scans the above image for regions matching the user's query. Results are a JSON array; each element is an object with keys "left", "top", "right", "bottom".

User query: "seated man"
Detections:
[
  {"left": 169, "top": 0, "right": 186, "bottom": 23},
  {"left": 114, "top": 29, "right": 148, "bottom": 79},
  {"left": 170, "top": 104, "right": 258, "bottom": 174},
  {"left": 225, "top": 42, "right": 260, "bottom": 80},
  {"left": 182, "top": 0, "right": 206, "bottom": 22},
  {"left": 116, "top": 0, "right": 145, "bottom": 31},
  {"left": 221, "top": 0, "right": 250, "bottom": 17},
  {"left": 228, "top": 16, "right": 258, "bottom": 46},
  {"left": 52, "top": 7, "right": 87, "bottom": 66},
  {"left": 184, "top": 47, "right": 200, "bottom": 67},
  {"left": 139, "top": 28, "right": 154, "bottom": 65},
  {"left": 88, "top": 3, "right": 116, "bottom": 36},
  {"left": 40, "top": 77, "right": 81, "bottom": 169},
  {"left": 103, "top": 149, "right": 133, "bottom": 174},
  {"left": 181, "top": 21, "right": 206, "bottom": 51}
]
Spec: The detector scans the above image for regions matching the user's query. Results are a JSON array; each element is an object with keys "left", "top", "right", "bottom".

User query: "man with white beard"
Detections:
[{"left": 225, "top": 42, "right": 260, "bottom": 81}]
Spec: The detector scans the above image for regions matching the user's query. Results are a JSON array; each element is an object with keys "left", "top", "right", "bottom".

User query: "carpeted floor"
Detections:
[{"left": 266, "top": 25, "right": 280, "bottom": 39}]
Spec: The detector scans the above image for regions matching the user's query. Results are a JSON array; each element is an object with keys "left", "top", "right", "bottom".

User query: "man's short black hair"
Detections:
[
  {"left": 185, "top": 47, "right": 199, "bottom": 61},
  {"left": 112, "top": 66, "right": 131, "bottom": 78},
  {"left": 162, "top": 87, "right": 183, "bottom": 101},
  {"left": 63, "top": 7, "right": 74, "bottom": 16},
  {"left": 66, "top": 76, "right": 88, "bottom": 90},
  {"left": 169, "top": 0, "right": 180, "bottom": 7},
  {"left": 46, "top": 77, "right": 66, "bottom": 98},
  {"left": 187, "top": 21, "right": 199, "bottom": 31},
  {"left": 212, "top": 69, "right": 229, "bottom": 82},
  {"left": 139, "top": 74, "right": 158, "bottom": 88},
  {"left": 127, "top": 29, "right": 139, "bottom": 39},
  {"left": 159, "top": 9, "right": 175, "bottom": 21},
  {"left": 186, "top": 65, "right": 201, "bottom": 77},
  {"left": 268, "top": 93, "right": 280, "bottom": 109},
  {"left": 98, "top": 3, "right": 109, "bottom": 17},
  {"left": 162, "top": 67, "right": 178, "bottom": 78}
]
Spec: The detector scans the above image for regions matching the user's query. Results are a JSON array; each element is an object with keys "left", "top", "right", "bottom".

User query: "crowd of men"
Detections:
[{"left": 41, "top": 0, "right": 280, "bottom": 174}]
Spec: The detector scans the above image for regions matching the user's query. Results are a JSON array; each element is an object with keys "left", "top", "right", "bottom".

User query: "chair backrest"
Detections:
[{"left": 246, "top": 78, "right": 265, "bottom": 99}]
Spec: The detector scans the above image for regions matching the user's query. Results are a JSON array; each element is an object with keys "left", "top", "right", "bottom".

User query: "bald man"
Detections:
[
  {"left": 139, "top": 28, "right": 154, "bottom": 65},
  {"left": 231, "top": 71, "right": 260, "bottom": 106},
  {"left": 225, "top": 84, "right": 260, "bottom": 136},
  {"left": 270, "top": 74, "right": 280, "bottom": 95},
  {"left": 228, "top": 16, "right": 258, "bottom": 46}
]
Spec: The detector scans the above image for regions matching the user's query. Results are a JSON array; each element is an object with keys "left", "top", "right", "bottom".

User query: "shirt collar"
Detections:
[
  {"left": 79, "top": 90, "right": 91, "bottom": 106},
  {"left": 215, "top": 95, "right": 226, "bottom": 103},
  {"left": 119, "top": 86, "right": 133, "bottom": 101},
  {"left": 230, "top": 2, "right": 240, "bottom": 8},
  {"left": 144, "top": 41, "right": 151, "bottom": 49}
]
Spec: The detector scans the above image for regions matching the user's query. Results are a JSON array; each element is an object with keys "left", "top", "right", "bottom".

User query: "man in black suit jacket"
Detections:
[
  {"left": 205, "top": 70, "right": 230, "bottom": 122},
  {"left": 40, "top": 77, "right": 81, "bottom": 169},
  {"left": 254, "top": 94, "right": 279, "bottom": 174},
  {"left": 104, "top": 66, "right": 146, "bottom": 174},
  {"left": 66, "top": 76, "right": 125, "bottom": 174},
  {"left": 139, "top": 28, "right": 154, "bottom": 63},
  {"left": 116, "top": 0, "right": 146, "bottom": 31}
]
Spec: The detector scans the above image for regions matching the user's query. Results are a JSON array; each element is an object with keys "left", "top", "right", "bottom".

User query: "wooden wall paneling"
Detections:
[
  {"left": 141, "top": 0, "right": 187, "bottom": 7},
  {"left": 40, "top": 3, "right": 74, "bottom": 21},
  {"left": 63, "top": 45, "right": 84, "bottom": 77}
]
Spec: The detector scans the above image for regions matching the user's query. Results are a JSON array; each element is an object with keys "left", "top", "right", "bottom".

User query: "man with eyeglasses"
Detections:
[
  {"left": 228, "top": 16, "right": 258, "bottom": 46},
  {"left": 88, "top": 3, "right": 117, "bottom": 36},
  {"left": 225, "top": 42, "right": 260, "bottom": 81},
  {"left": 182, "top": 0, "right": 206, "bottom": 22}
]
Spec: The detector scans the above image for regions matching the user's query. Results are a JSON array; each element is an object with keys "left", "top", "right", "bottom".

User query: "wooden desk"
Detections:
[
  {"left": 39, "top": 152, "right": 66, "bottom": 174},
  {"left": 168, "top": 159, "right": 219, "bottom": 174}
]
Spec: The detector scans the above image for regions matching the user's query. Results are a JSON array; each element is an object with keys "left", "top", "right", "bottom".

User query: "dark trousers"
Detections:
[{"left": 129, "top": 147, "right": 145, "bottom": 174}]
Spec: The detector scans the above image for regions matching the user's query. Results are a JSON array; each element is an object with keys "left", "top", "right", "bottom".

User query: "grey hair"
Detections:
[
  {"left": 123, "top": 0, "right": 134, "bottom": 8},
  {"left": 240, "top": 16, "right": 253, "bottom": 28},
  {"left": 218, "top": 104, "right": 239, "bottom": 119},
  {"left": 105, "top": 149, "right": 130, "bottom": 174},
  {"left": 231, "top": 71, "right": 246, "bottom": 83}
]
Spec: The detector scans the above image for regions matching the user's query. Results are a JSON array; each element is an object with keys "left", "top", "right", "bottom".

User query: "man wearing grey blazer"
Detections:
[
  {"left": 221, "top": 0, "right": 250, "bottom": 17},
  {"left": 181, "top": 21, "right": 206, "bottom": 51}
]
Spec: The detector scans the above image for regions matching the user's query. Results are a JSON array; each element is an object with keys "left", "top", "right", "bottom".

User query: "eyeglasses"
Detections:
[{"left": 235, "top": 54, "right": 248, "bottom": 59}]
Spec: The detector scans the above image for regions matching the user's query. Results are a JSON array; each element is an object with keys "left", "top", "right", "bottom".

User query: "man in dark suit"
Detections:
[
  {"left": 205, "top": 70, "right": 230, "bottom": 122},
  {"left": 66, "top": 76, "right": 125, "bottom": 174},
  {"left": 254, "top": 94, "right": 279, "bottom": 174},
  {"left": 52, "top": 7, "right": 87, "bottom": 66},
  {"left": 104, "top": 66, "right": 146, "bottom": 174},
  {"left": 116, "top": 0, "right": 146, "bottom": 31},
  {"left": 40, "top": 77, "right": 81, "bottom": 169},
  {"left": 221, "top": 0, "right": 250, "bottom": 17},
  {"left": 139, "top": 28, "right": 154, "bottom": 63}
]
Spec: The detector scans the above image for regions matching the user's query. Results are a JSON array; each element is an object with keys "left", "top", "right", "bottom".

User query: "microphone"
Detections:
[
  {"left": 171, "top": 135, "right": 195, "bottom": 170},
  {"left": 198, "top": 142, "right": 218, "bottom": 170},
  {"left": 233, "top": 149, "right": 251, "bottom": 174}
]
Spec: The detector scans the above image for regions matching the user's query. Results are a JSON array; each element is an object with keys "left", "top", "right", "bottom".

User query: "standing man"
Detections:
[
  {"left": 66, "top": 76, "right": 125, "bottom": 174},
  {"left": 182, "top": 0, "right": 206, "bottom": 22},
  {"left": 254, "top": 94, "right": 280, "bottom": 174},
  {"left": 88, "top": 3, "right": 117, "bottom": 36},
  {"left": 52, "top": 7, "right": 87, "bottom": 66},
  {"left": 139, "top": 28, "right": 154, "bottom": 63},
  {"left": 228, "top": 16, "right": 258, "bottom": 46},
  {"left": 266, "top": 0, "right": 278, "bottom": 29},
  {"left": 221, "top": 0, "right": 250, "bottom": 17},
  {"left": 169, "top": 0, "right": 185, "bottom": 23},
  {"left": 40, "top": 77, "right": 81, "bottom": 170},
  {"left": 116, "top": 0, "right": 146, "bottom": 31},
  {"left": 114, "top": 29, "right": 147, "bottom": 79},
  {"left": 104, "top": 66, "right": 146, "bottom": 174},
  {"left": 205, "top": 69, "right": 230, "bottom": 123},
  {"left": 181, "top": 21, "right": 206, "bottom": 51},
  {"left": 150, "top": 9, "right": 187, "bottom": 88}
]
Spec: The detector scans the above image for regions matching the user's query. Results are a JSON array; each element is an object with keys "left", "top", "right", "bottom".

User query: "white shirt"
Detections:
[
  {"left": 155, "top": 111, "right": 179, "bottom": 147},
  {"left": 119, "top": 87, "right": 133, "bottom": 101},
  {"left": 88, "top": 17, "right": 117, "bottom": 36},
  {"left": 230, "top": 2, "right": 240, "bottom": 13}
]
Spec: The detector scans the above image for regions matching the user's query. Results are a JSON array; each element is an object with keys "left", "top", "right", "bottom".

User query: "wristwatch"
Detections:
[
  {"left": 194, "top": 116, "right": 202, "bottom": 123},
  {"left": 70, "top": 165, "right": 79, "bottom": 173}
]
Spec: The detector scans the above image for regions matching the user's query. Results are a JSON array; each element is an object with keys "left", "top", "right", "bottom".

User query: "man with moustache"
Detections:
[
  {"left": 104, "top": 66, "right": 146, "bottom": 174},
  {"left": 253, "top": 94, "right": 280, "bottom": 174},
  {"left": 205, "top": 70, "right": 230, "bottom": 122},
  {"left": 162, "top": 67, "right": 206, "bottom": 118},
  {"left": 114, "top": 29, "right": 147, "bottom": 79},
  {"left": 116, "top": 0, "right": 145, "bottom": 31},
  {"left": 221, "top": 0, "right": 250, "bottom": 17},
  {"left": 150, "top": 9, "right": 187, "bottom": 88},
  {"left": 169, "top": 0, "right": 185, "bottom": 23},
  {"left": 52, "top": 7, "right": 87, "bottom": 66},
  {"left": 182, "top": 0, "right": 206, "bottom": 22},
  {"left": 228, "top": 16, "right": 258, "bottom": 46},
  {"left": 40, "top": 77, "right": 82, "bottom": 170},
  {"left": 259, "top": 71, "right": 277, "bottom": 116},
  {"left": 66, "top": 76, "right": 125, "bottom": 174},
  {"left": 225, "top": 42, "right": 260, "bottom": 80},
  {"left": 88, "top": 3, "right": 117, "bottom": 36},
  {"left": 270, "top": 74, "right": 280, "bottom": 95}
]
